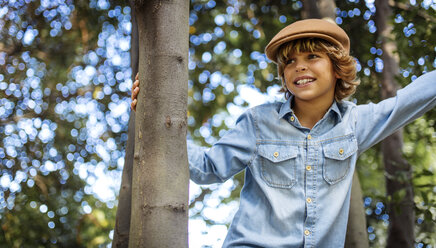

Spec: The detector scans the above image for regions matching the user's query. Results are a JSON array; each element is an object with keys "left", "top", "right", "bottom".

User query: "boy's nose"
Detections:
[{"left": 295, "top": 65, "right": 307, "bottom": 72}]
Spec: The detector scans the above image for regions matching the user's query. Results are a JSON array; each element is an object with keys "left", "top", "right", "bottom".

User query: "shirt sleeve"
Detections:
[
  {"left": 356, "top": 70, "right": 436, "bottom": 154},
  {"left": 187, "top": 108, "right": 257, "bottom": 184}
]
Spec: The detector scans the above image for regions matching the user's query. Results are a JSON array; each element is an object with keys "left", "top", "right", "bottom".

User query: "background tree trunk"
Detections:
[
  {"left": 302, "top": 0, "right": 336, "bottom": 20},
  {"left": 112, "top": 1, "right": 139, "bottom": 247},
  {"left": 375, "top": 0, "right": 415, "bottom": 247},
  {"left": 129, "top": 1, "right": 190, "bottom": 247},
  {"left": 302, "top": 1, "right": 369, "bottom": 247},
  {"left": 346, "top": 172, "right": 369, "bottom": 248}
]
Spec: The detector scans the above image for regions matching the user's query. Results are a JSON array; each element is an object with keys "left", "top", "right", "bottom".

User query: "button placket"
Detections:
[{"left": 303, "top": 144, "right": 318, "bottom": 246}]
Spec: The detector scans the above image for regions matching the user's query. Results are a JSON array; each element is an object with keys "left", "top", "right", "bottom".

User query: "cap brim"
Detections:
[
  {"left": 266, "top": 33, "right": 345, "bottom": 63},
  {"left": 264, "top": 19, "right": 350, "bottom": 64}
]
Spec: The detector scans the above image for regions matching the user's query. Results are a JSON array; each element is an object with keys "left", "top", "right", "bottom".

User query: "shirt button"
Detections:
[
  {"left": 307, "top": 134, "right": 312, "bottom": 140},
  {"left": 306, "top": 165, "right": 312, "bottom": 171},
  {"left": 306, "top": 197, "right": 312, "bottom": 203},
  {"left": 273, "top": 152, "right": 279, "bottom": 158},
  {"left": 290, "top": 116, "right": 295, "bottom": 122},
  {"left": 304, "top": 229, "right": 310, "bottom": 236},
  {"left": 339, "top": 148, "right": 344, "bottom": 155}
]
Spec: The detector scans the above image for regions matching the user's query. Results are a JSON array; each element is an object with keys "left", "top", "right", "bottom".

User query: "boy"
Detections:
[{"left": 131, "top": 19, "right": 436, "bottom": 247}]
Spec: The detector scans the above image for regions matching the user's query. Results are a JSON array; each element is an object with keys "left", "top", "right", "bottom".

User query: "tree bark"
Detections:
[
  {"left": 374, "top": 0, "right": 415, "bottom": 247},
  {"left": 345, "top": 172, "right": 369, "bottom": 248},
  {"left": 112, "top": 112, "right": 135, "bottom": 248},
  {"left": 302, "top": 2, "right": 369, "bottom": 247},
  {"left": 129, "top": 1, "right": 190, "bottom": 247},
  {"left": 302, "top": 0, "right": 336, "bottom": 21},
  {"left": 112, "top": 1, "right": 139, "bottom": 247}
]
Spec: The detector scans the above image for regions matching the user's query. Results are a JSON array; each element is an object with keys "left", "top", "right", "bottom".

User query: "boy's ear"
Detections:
[{"left": 335, "top": 72, "right": 341, "bottom": 79}]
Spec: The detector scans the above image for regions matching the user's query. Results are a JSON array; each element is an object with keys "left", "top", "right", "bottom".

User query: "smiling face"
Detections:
[
  {"left": 283, "top": 51, "right": 338, "bottom": 106},
  {"left": 276, "top": 38, "right": 359, "bottom": 103}
]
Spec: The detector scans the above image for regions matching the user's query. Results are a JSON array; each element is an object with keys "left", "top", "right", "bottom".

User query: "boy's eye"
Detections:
[
  {"left": 286, "top": 59, "right": 295, "bottom": 64},
  {"left": 308, "top": 54, "right": 319, "bottom": 59}
]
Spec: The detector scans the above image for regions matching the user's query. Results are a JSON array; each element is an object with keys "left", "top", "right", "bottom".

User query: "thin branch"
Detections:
[{"left": 388, "top": 0, "right": 436, "bottom": 22}]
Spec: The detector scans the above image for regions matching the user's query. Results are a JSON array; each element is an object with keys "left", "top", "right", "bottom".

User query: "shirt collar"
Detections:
[
  {"left": 278, "top": 97, "right": 294, "bottom": 119},
  {"left": 328, "top": 100, "right": 343, "bottom": 121},
  {"left": 278, "top": 96, "right": 343, "bottom": 121}
]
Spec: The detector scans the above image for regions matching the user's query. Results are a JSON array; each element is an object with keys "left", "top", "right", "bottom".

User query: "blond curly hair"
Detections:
[{"left": 276, "top": 38, "right": 359, "bottom": 101}]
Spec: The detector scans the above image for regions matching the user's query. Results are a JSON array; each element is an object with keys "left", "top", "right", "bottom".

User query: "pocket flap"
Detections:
[
  {"left": 323, "top": 137, "right": 357, "bottom": 160},
  {"left": 258, "top": 144, "right": 298, "bottom": 163}
]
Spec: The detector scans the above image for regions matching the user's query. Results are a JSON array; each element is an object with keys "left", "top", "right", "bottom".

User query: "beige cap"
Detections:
[{"left": 265, "top": 19, "right": 350, "bottom": 64}]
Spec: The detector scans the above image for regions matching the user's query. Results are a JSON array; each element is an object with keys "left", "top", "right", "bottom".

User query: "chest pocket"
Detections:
[
  {"left": 258, "top": 144, "right": 298, "bottom": 189},
  {"left": 322, "top": 136, "right": 358, "bottom": 185}
]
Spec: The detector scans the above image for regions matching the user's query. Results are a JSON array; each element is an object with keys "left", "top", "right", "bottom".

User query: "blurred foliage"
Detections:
[
  {"left": 0, "top": 0, "right": 435, "bottom": 247},
  {"left": 0, "top": 0, "right": 128, "bottom": 246}
]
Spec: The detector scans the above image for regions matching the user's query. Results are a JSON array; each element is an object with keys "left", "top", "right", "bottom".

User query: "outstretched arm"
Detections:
[{"left": 356, "top": 70, "right": 436, "bottom": 154}]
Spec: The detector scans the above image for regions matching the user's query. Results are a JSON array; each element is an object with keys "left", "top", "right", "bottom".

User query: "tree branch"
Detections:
[{"left": 388, "top": 0, "right": 436, "bottom": 22}]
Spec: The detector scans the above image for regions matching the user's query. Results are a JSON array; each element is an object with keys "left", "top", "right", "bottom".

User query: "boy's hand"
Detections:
[{"left": 131, "top": 73, "right": 139, "bottom": 111}]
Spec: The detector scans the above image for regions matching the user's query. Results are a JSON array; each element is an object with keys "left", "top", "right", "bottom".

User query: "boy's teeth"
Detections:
[{"left": 295, "top": 78, "right": 314, "bottom": 85}]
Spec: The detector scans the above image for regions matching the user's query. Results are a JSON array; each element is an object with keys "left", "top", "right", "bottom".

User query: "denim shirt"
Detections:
[{"left": 188, "top": 70, "right": 436, "bottom": 248}]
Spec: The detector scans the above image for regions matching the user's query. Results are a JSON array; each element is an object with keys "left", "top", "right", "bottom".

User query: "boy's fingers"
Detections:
[
  {"left": 131, "top": 84, "right": 139, "bottom": 98},
  {"left": 131, "top": 87, "right": 136, "bottom": 100},
  {"left": 135, "top": 73, "right": 139, "bottom": 80},
  {"left": 131, "top": 99, "right": 137, "bottom": 111},
  {"left": 132, "top": 87, "right": 139, "bottom": 98}
]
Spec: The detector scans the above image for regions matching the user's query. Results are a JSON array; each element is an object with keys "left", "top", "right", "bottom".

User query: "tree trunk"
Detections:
[
  {"left": 302, "top": 0, "right": 336, "bottom": 20},
  {"left": 345, "top": 172, "right": 369, "bottom": 248},
  {"left": 129, "top": 1, "right": 190, "bottom": 247},
  {"left": 112, "top": 112, "right": 135, "bottom": 248},
  {"left": 302, "top": 2, "right": 369, "bottom": 247},
  {"left": 112, "top": 1, "right": 139, "bottom": 246},
  {"left": 374, "top": 0, "right": 415, "bottom": 247}
]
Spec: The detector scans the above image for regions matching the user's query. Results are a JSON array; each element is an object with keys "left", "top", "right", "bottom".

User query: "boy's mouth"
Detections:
[{"left": 294, "top": 77, "right": 315, "bottom": 86}]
